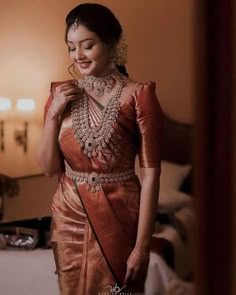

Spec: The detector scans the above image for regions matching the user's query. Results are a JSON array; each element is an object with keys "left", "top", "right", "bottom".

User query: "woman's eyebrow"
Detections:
[{"left": 66, "top": 38, "right": 94, "bottom": 44}]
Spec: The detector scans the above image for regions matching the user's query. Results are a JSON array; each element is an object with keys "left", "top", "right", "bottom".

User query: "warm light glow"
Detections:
[
  {"left": 0, "top": 98, "right": 12, "bottom": 111},
  {"left": 16, "top": 98, "right": 35, "bottom": 111}
]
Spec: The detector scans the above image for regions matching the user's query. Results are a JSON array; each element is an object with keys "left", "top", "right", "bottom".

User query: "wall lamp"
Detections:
[
  {"left": 0, "top": 97, "right": 35, "bottom": 153},
  {"left": 15, "top": 98, "right": 35, "bottom": 153},
  {"left": 0, "top": 98, "right": 12, "bottom": 152}
]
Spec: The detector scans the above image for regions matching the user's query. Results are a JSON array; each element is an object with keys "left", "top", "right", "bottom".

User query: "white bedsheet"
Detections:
[
  {"left": 0, "top": 248, "right": 59, "bottom": 295},
  {"left": 145, "top": 253, "right": 194, "bottom": 295},
  {"left": 144, "top": 204, "right": 195, "bottom": 294}
]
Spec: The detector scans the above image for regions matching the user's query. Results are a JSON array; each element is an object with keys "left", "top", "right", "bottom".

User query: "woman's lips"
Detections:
[{"left": 78, "top": 61, "right": 91, "bottom": 69}]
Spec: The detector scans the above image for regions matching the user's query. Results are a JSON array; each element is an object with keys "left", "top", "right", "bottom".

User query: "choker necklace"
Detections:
[{"left": 78, "top": 71, "right": 123, "bottom": 98}]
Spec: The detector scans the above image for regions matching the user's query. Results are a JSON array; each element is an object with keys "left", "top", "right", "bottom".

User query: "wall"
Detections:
[
  {"left": 4, "top": 175, "right": 58, "bottom": 221},
  {"left": 1, "top": 0, "right": 195, "bottom": 218},
  {"left": 0, "top": 0, "right": 195, "bottom": 117}
]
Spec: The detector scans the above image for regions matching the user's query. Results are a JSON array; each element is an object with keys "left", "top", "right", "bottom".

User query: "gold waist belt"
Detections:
[{"left": 65, "top": 162, "right": 135, "bottom": 192}]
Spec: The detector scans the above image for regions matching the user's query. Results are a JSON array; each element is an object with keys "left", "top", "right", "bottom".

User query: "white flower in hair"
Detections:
[{"left": 114, "top": 33, "right": 128, "bottom": 66}]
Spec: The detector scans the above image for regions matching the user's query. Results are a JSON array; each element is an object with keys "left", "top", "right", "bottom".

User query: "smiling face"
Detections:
[{"left": 66, "top": 24, "right": 113, "bottom": 77}]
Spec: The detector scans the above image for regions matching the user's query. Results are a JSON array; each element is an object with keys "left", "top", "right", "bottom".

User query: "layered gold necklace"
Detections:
[{"left": 71, "top": 72, "right": 128, "bottom": 158}]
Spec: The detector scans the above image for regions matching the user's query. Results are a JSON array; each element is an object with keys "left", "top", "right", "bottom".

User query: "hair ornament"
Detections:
[
  {"left": 113, "top": 32, "right": 128, "bottom": 66},
  {"left": 71, "top": 19, "right": 78, "bottom": 32}
]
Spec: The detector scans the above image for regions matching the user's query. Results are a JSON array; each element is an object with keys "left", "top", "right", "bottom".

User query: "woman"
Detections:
[{"left": 37, "top": 3, "right": 162, "bottom": 294}]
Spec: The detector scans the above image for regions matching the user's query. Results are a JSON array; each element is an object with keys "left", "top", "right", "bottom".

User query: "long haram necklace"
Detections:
[{"left": 71, "top": 79, "right": 124, "bottom": 158}]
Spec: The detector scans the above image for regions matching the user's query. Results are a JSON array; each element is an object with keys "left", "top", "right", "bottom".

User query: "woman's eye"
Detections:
[
  {"left": 68, "top": 47, "right": 75, "bottom": 52},
  {"left": 84, "top": 44, "right": 93, "bottom": 50}
]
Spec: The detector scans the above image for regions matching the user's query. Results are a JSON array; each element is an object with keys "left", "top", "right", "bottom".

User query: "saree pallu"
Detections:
[{"left": 46, "top": 81, "right": 162, "bottom": 295}]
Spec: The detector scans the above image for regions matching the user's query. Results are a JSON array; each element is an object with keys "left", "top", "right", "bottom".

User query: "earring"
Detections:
[
  {"left": 111, "top": 59, "right": 117, "bottom": 70},
  {"left": 108, "top": 49, "right": 117, "bottom": 70}
]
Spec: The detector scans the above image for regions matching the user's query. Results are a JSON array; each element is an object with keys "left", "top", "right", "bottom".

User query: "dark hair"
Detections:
[{"left": 65, "top": 3, "right": 128, "bottom": 76}]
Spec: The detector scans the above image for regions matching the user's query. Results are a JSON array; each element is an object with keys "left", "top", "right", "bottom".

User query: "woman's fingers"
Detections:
[
  {"left": 60, "top": 83, "right": 78, "bottom": 91},
  {"left": 56, "top": 83, "right": 80, "bottom": 96},
  {"left": 125, "top": 255, "right": 140, "bottom": 285},
  {"left": 124, "top": 267, "right": 133, "bottom": 284},
  {"left": 57, "top": 82, "right": 77, "bottom": 90},
  {"left": 66, "top": 94, "right": 80, "bottom": 101},
  {"left": 63, "top": 87, "right": 81, "bottom": 98},
  {"left": 49, "top": 83, "right": 82, "bottom": 118},
  {"left": 125, "top": 250, "right": 150, "bottom": 287}
]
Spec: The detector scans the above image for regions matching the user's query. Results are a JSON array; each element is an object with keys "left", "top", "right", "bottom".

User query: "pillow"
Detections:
[
  {"left": 160, "top": 161, "right": 191, "bottom": 191},
  {"left": 158, "top": 161, "right": 192, "bottom": 213},
  {"left": 158, "top": 190, "right": 192, "bottom": 213}
]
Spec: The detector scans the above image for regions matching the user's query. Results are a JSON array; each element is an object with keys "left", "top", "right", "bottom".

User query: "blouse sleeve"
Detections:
[
  {"left": 43, "top": 95, "right": 53, "bottom": 123},
  {"left": 135, "top": 81, "right": 163, "bottom": 168},
  {"left": 43, "top": 82, "right": 56, "bottom": 123},
  {"left": 43, "top": 80, "right": 76, "bottom": 122}
]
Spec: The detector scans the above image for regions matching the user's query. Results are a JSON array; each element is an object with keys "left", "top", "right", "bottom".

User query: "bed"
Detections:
[
  {"left": 0, "top": 114, "right": 195, "bottom": 295},
  {"left": 0, "top": 248, "right": 59, "bottom": 295},
  {"left": 0, "top": 217, "right": 60, "bottom": 295},
  {"left": 143, "top": 114, "right": 195, "bottom": 295}
]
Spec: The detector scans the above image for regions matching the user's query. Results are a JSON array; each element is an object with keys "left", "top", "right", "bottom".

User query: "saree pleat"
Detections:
[
  {"left": 47, "top": 81, "right": 162, "bottom": 294},
  {"left": 51, "top": 176, "right": 116, "bottom": 294}
]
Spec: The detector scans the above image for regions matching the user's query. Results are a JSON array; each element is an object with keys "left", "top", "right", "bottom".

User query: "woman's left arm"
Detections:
[
  {"left": 125, "top": 82, "right": 162, "bottom": 285},
  {"left": 135, "top": 167, "right": 160, "bottom": 253},
  {"left": 125, "top": 167, "right": 160, "bottom": 284}
]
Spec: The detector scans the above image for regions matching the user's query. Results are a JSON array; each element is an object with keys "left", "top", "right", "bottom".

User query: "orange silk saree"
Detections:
[{"left": 45, "top": 81, "right": 162, "bottom": 295}]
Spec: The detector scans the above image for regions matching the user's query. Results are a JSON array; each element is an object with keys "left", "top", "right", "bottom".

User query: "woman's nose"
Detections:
[{"left": 75, "top": 48, "right": 85, "bottom": 60}]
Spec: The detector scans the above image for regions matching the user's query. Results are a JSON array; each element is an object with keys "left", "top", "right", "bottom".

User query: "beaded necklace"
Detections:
[{"left": 71, "top": 73, "right": 128, "bottom": 158}]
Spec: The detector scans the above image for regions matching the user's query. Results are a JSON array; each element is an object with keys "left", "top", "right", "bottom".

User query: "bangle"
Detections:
[{"left": 132, "top": 249, "right": 150, "bottom": 260}]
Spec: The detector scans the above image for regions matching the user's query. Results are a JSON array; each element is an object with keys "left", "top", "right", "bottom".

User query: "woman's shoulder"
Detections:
[
  {"left": 129, "top": 79, "right": 162, "bottom": 118},
  {"left": 127, "top": 79, "right": 156, "bottom": 91},
  {"left": 126, "top": 79, "right": 157, "bottom": 101}
]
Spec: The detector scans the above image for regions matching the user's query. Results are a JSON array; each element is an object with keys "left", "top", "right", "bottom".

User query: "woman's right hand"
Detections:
[{"left": 49, "top": 82, "right": 81, "bottom": 119}]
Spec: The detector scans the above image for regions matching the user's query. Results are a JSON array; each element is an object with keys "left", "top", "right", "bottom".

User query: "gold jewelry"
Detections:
[
  {"left": 78, "top": 70, "right": 118, "bottom": 98},
  {"left": 71, "top": 19, "right": 78, "bottom": 32},
  {"left": 72, "top": 73, "right": 128, "bottom": 158},
  {"left": 65, "top": 161, "right": 135, "bottom": 192}
]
